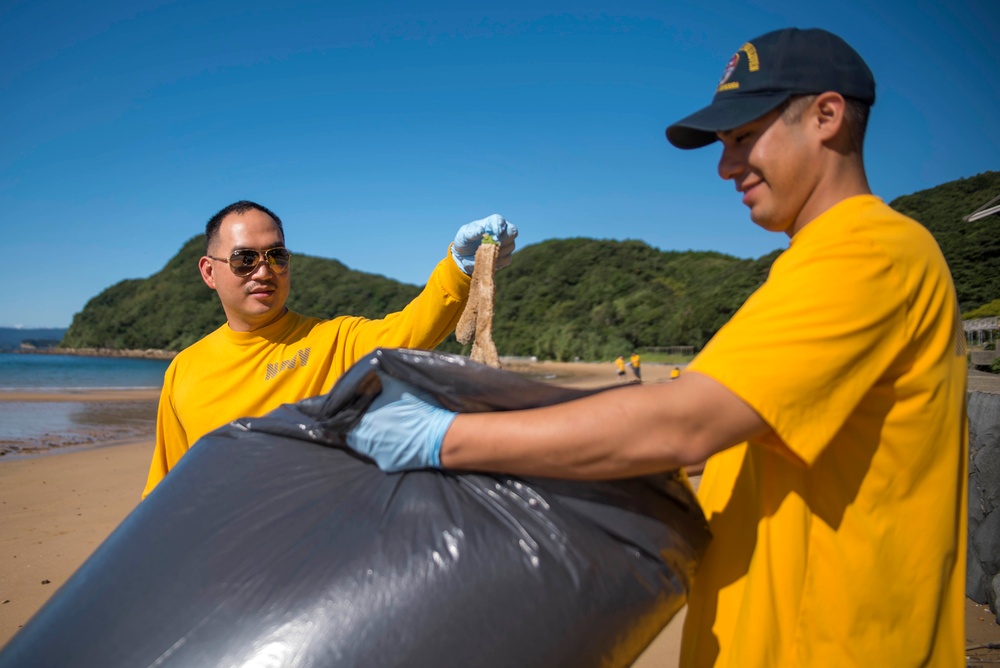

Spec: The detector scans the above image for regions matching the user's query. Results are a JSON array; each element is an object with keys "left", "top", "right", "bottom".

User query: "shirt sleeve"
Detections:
[
  {"left": 688, "top": 232, "right": 909, "bottom": 465},
  {"left": 142, "top": 362, "right": 188, "bottom": 499},
  {"left": 342, "top": 253, "right": 471, "bottom": 359}
]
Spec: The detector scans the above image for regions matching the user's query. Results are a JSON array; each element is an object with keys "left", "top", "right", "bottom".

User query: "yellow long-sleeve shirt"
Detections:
[{"left": 143, "top": 254, "right": 469, "bottom": 498}]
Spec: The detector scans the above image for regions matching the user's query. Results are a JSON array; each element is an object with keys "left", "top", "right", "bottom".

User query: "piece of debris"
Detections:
[{"left": 456, "top": 234, "right": 501, "bottom": 369}]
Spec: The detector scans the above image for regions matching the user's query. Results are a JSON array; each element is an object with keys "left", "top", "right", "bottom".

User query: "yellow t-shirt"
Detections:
[
  {"left": 143, "top": 255, "right": 469, "bottom": 498},
  {"left": 680, "top": 196, "right": 968, "bottom": 667},
  {"left": 630, "top": 353, "right": 641, "bottom": 368}
]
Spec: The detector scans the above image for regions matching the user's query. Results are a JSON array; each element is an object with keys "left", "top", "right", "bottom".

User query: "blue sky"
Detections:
[{"left": 3, "top": 0, "right": 998, "bottom": 328}]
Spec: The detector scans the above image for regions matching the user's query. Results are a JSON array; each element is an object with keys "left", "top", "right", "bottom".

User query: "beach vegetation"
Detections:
[{"left": 964, "top": 300, "right": 1000, "bottom": 320}]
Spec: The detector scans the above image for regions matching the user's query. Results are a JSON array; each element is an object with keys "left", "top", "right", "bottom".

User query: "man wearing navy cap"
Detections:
[{"left": 347, "top": 28, "right": 967, "bottom": 665}]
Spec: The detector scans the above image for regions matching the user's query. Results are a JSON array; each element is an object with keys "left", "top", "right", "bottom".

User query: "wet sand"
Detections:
[
  {"left": 0, "top": 390, "right": 159, "bottom": 459},
  {"left": 2, "top": 362, "right": 999, "bottom": 663}
]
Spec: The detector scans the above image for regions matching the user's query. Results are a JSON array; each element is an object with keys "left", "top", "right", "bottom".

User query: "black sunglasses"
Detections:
[{"left": 208, "top": 247, "right": 292, "bottom": 277}]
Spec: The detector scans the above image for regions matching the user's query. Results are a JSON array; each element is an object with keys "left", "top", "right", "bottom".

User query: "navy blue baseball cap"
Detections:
[{"left": 666, "top": 28, "right": 875, "bottom": 149}]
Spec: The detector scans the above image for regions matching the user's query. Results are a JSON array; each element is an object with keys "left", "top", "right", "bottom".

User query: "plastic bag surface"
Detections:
[{"left": 0, "top": 348, "right": 710, "bottom": 668}]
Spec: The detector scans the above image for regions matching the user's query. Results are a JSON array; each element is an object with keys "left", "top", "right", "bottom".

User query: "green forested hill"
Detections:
[
  {"left": 62, "top": 171, "right": 1000, "bottom": 358},
  {"left": 62, "top": 234, "right": 779, "bottom": 358},
  {"left": 889, "top": 171, "right": 1000, "bottom": 313},
  {"left": 491, "top": 238, "right": 779, "bottom": 359},
  {"left": 0, "top": 327, "right": 67, "bottom": 350},
  {"left": 62, "top": 236, "right": 425, "bottom": 351}
]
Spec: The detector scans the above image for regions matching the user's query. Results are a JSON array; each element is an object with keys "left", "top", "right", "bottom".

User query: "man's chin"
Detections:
[
  {"left": 255, "top": 304, "right": 284, "bottom": 318},
  {"left": 749, "top": 211, "right": 792, "bottom": 235}
]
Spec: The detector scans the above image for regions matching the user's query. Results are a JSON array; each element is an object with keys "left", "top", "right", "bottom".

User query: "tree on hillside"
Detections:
[{"left": 890, "top": 171, "right": 1000, "bottom": 313}]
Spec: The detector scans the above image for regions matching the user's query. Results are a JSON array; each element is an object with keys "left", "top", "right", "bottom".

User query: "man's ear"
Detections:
[
  {"left": 198, "top": 256, "right": 218, "bottom": 290},
  {"left": 812, "top": 91, "right": 847, "bottom": 143}
]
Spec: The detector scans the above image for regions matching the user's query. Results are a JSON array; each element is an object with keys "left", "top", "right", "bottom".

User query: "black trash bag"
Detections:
[{"left": 0, "top": 348, "right": 710, "bottom": 668}]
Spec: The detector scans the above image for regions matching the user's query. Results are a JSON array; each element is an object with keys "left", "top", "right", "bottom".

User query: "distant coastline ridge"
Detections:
[{"left": 12, "top": 346, "right": 176, "bottom": 361}]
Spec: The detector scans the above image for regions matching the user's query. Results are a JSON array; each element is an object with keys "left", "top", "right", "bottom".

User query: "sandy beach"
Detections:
[{"left": 2, "top": 361, "right": 1000, "bottom": 664}]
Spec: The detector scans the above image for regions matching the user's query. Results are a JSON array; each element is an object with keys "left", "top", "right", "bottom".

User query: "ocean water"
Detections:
[
  {"left": 0, "top": 353, "right": 170, "bottom": 390},
  {"left": 0, "top": 353, "right": 170, "bottom": 457}
]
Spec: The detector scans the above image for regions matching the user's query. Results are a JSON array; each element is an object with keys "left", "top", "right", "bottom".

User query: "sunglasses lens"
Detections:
[
  {"left": 266, "top": 248, "right": 291, "bottom": 273},
  {"left": 229, "top": 250, "right": 261, "bottom": 276}
]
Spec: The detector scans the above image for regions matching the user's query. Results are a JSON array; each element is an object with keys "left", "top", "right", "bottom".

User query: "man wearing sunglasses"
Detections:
[{"left": 142, "top": 200, "right": 516, "bottom": 498}]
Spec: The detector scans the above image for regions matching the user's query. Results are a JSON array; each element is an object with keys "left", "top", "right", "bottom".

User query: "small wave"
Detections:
[{"left": 0, "top": 386, "right": 162, "bottom": 392}]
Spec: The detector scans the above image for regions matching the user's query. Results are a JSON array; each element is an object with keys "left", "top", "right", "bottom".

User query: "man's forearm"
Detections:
[{"left": 440, "top": 373, "right": 770, "bottom": 479}]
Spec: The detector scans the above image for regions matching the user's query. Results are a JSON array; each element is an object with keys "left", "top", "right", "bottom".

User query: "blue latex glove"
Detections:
[
  {"left": 451, "top": 214, "right": 518, "bottom": 275},
  {"left": 346, "top": 374, "right": 457, "bottom": 472}
]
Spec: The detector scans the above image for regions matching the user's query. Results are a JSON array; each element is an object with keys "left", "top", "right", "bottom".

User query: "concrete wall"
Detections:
[
  {"left": 970, "top": 351, "right": 1000, "bottom": 369},
  {"left": 968, "top": 391, "right": 1000, "bottom": 618}
]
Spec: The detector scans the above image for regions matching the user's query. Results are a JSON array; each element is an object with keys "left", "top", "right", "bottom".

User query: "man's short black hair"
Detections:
[{"left": 205, "top": 201, "right": 284, "bottom": 253}]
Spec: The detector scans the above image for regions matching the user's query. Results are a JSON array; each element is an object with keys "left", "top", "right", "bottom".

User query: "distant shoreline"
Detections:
[
  {"left": 0, "top": 388, "right": 162, "bottom": 402},
  {"left": 3, "top": 347, "right": 177, "bottom": 360}
]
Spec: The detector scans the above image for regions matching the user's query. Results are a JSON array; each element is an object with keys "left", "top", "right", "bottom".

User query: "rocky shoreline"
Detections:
[{"left": 9, "top": 346, "right": 176, "bottom": 360}]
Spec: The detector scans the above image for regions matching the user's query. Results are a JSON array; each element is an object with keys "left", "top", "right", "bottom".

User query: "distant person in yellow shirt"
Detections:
[
  {"left": 669, "top": 366, "right": 680, "bottom": 381},
  {"left": 347, "top": 28, "right": 967, "bottom": 666},
  {"left": 628, "top": 352, "right": 641, "bottom": 382},
  {"left": 614, "top": 354, "right": 627, "bottom": 382},
  {"left": 142, "top": 200, "right": 516, "bottom": 499}
]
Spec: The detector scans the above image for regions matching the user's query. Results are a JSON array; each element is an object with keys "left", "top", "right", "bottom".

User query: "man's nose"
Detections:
[{"left": 717, "top": 145, "right": 742, "bottom": 181}]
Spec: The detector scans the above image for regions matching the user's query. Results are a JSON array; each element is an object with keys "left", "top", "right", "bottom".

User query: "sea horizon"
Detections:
[{"left": 0, "top": 352, "right": 170, "bottom": 391}]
